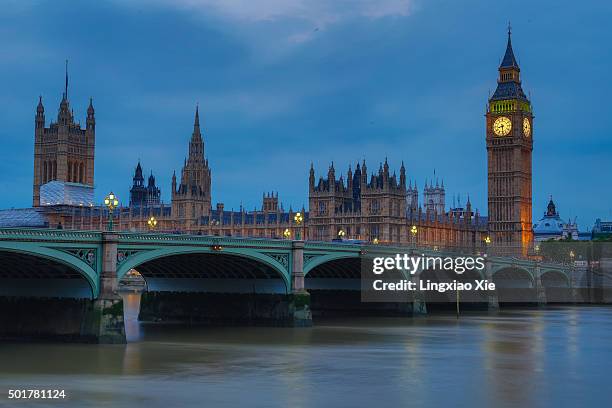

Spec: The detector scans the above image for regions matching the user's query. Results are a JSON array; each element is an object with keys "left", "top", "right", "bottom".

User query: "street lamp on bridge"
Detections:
[
  {"left": 484, "top": 235, "right": 491, "bottom": 255},
  {"left": 103, "top": 192, "right": 119, "bottom": 231},
  {"left": 147, "top": 216, "right": 158, "bottom": 231},
  {"left": 283, "top": 228, "right": 291, "bottom": 239},
  {"left": 294, "top": 212, "right": 304, "bottom": 240},
  {"left": 337, "top": 229, "right": 346, "bottom": 240},
  {"left": 410, "top": 225, "right": 418, "bottom": 248}
]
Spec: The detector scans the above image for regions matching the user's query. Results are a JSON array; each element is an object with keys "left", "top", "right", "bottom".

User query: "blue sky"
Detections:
[{"left": 1, "top": 0, "right": 610, "bottom": 228}]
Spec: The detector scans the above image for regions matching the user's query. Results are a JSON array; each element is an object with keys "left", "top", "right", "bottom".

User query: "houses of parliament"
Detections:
[{"left": 12, "top": 29, "right": 534, "bottom": 251}]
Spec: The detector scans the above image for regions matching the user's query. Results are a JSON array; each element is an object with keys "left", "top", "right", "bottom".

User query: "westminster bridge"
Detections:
[{"left": 0, "top": 228, "right": 590, "bottom": 343}]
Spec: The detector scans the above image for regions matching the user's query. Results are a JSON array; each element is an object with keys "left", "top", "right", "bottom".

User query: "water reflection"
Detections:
[
  {"left": 122, "top": 292, "right": 142, "bottom": 342},
  {"left": 0, "top": 302, "right": 611, "bottom": 408}
]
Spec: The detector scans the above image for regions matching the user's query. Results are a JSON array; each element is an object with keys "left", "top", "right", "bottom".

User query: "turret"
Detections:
[
  {"left": 133, "top": 161, "right": 144, "bottom": 187},
  {"left": 383, "top": 157, "right": 389, "bottom": 181},
  {"left": 466, "top": 194, "right": 472, "bottom": 220},
  {"left": 361, "top": 160, "right": 367, "bottom": 185},
  {"left": 86, "top": 97, "right": 95, "bottom": 131},
  {"left": 347, "top": 165, "right": 353, "bottom": 190},
  {"left": 309, "top": 162, "right": 315, "bottom": 190},
  {"left": 546, "top": 196, "right": 557, "bottom": 216},
  {"left": 35, "top": 96, "right": 45, "bottom": 129},
  {"left": 399, "top": 161, "right": 406, "bottom": 187},
  {"left": 328, "top": 162, "right": 335, "bottom": 184},
  {"left": 352, "top": 162, "right": 362, "bottom": 212}
]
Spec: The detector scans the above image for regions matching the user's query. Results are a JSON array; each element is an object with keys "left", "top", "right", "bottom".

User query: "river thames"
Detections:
[{"left": 1, "top": 294, "right": 611, "bottom": 407}]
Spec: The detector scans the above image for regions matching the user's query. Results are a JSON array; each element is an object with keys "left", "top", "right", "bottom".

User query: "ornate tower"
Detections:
[
  {"left": 32, "top": 63, "right": 95, "bottom": 206},
  {"left": 486, "top": 26, "right": 533, "bottom": 250},
  {"left": 171, "top": 106, "right": 212, "bottom": 229},
  {"left": 129, "top": 161, "right": 160, "bottom": 207}
]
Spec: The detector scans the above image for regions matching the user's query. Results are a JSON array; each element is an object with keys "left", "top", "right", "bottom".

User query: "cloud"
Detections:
[
  {"left": 119, "top": 89, "right": 301, "bottom": 121},
  {"left": 114, "top": 0, "right": 416, "bottom": 60},
  {"left": 134, "top": 0, "right": 415, "bottom": 24}
]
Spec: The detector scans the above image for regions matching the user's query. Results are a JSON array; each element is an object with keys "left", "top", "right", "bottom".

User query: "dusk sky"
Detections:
[{"left": 1, "top": 0, "right": 610, "bottom": 228}]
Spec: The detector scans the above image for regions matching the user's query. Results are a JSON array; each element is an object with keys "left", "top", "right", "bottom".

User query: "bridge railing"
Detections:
[
  {"left": 115, "top": 231, "right": 295, "bottom": 248},
  {"left": 0, "top": 228, "right": 103, "bottom": 242}
]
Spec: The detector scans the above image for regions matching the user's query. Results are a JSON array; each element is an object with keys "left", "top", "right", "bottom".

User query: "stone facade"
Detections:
[{"left": 308, "top": 160, "right": 407, "bottom": 242}]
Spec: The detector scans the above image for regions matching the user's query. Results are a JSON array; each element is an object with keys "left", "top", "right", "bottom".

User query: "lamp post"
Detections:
[
  {"left": 147, "top": 216, "right": 158, "bottom": 231},
  {"left": 338, "top": 229, "right": 346, "bottom": 240},
  {"left": 569, "top": 250, "right": 576, "bottom": 297},
  {"left": 283, "top": 228, "right": 291, "bottom": 239},
  {"left": 484, "top": 235, "right": 491, "bottom": 256},
  {"left": 294, "top": 211, "right": 303, "bottom": 240},
  {"left": 103, "top": 192, "right": 119, "bottom": 231},
  {"left": 372, "top": 237, "right": 380, "bottom": 245},
  {"left": 410, "top": 225, "right": 418, "bottom": 249}
]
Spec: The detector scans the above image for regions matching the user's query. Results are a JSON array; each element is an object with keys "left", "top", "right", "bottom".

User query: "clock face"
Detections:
[
  {"left": 493, "top": 116, "right": 512, "bottom": 136},
  {"left": 523, "top": 118, "right": 531, "bottom": 137}
]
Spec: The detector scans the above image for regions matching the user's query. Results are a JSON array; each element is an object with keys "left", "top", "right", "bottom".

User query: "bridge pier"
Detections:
[
  {"left": 81, "top": 233, "right": 126, "bottom": 344},
  {"left": 411, "top": 273, "right": 427, "bottom": 315},
  {"left": 290, "top": 241, "right": 312, "bottom": 326},
  {"left": 485, "top": 260, "right": 499, "bottom": 311},
  {"left": 535, "top": 265, "right": 547, "bottom": 306}
]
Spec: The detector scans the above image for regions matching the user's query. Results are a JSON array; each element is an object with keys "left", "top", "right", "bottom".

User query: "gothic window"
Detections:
[
  {"left": 370, "top": 225, "right": 380, "bottom": 239},
  {"left": 67, "top": 161, "right": 72, "bottom": 181},
  {"left": 79, "top": 162, "right": 84, "bottom": 183},
  {"left": 318, "top": 201, "right": 326, "bottom": 216},
  {"left": 317, "top": 226, "right": 326, "bottom": 240},
  {"left": 371, "top": 200, "right": 380, "bottom": 214}
]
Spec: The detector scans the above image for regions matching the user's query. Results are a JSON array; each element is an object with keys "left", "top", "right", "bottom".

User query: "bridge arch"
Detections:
[
  {"left": 541, "top": 270, "right": 570, "bottom": 287},
  {"left": 116, "top": 246, "right": 291, "bottom": 294},
  {"left": 303, "top": 253, "right": 361, "bottom": 277},
  {"left": 0, "top": 244, "right": 98, "bottom": 298},
  {"left": 491, "top": 265, "right": 534, "bottom": 282},
  {"left": 540, "top": 269, "right": 571, "bottom": 303},
  {"left": 304, "top": 254, "right": 362, "bottom": 291},
  {"left": 492, "top": 266, "right": 536, "bottom": 304}
]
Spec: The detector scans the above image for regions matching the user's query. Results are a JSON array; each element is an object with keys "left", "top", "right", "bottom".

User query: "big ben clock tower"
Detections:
[{"left": 486, "top": 25, "right": 533, "bottom": 252}]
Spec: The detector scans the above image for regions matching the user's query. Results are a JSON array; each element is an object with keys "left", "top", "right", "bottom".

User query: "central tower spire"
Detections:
[
  {"left": 172, "top": 106, "right": 212, "bottom": 229},
  {"left": 193, "top": 104, "right": 201, "bottom": 136},
  {"left": 189, "top": 105, "right": 204, "bottom": 159}
]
